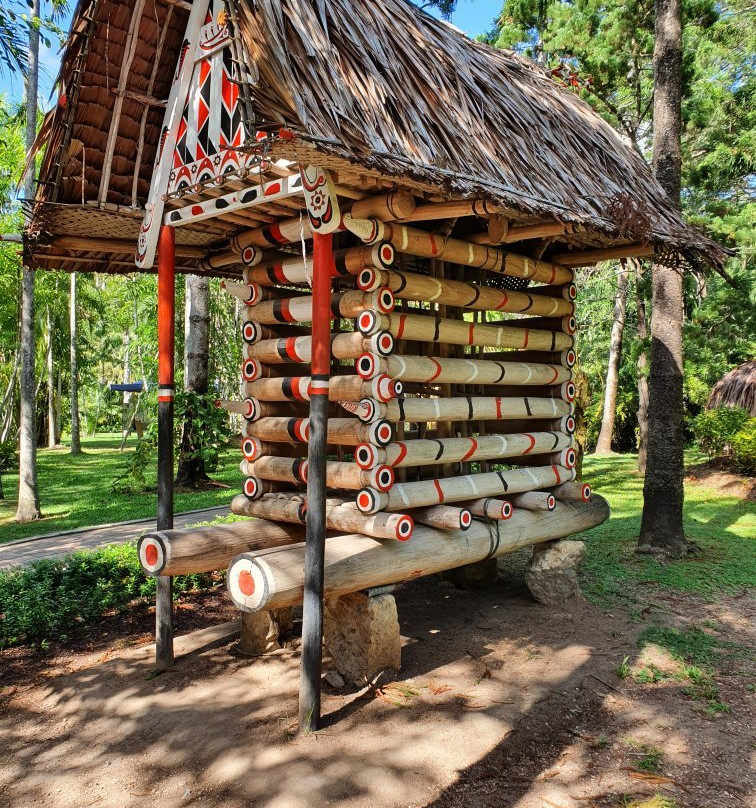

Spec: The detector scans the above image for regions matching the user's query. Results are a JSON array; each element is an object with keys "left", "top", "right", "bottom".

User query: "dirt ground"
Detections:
[{"left": 1, "top": 559, "right": 753, "bottom": 808}]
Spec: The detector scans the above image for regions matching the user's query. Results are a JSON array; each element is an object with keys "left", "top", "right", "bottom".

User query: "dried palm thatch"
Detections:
[
  {"left": 27, "top": 0, "right": 724, "bottom": 274},
  {"left": 707, "top": 362, "right": 756, "bottom": 416}
]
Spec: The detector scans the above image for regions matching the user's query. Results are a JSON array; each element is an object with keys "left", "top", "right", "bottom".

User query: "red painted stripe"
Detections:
[
  {"left": 428, "top": 358, "right": 442, "bottom": 382},
  {"left": 496, "top": 398, "right": 502, "bottom": 419},
  {"left": 281, "top": 299, "right": 294, "bottom": 322},
  {"left": 461, "top": 438, "right": 478, "bottom": 461},
  {"left": 523, "top": 434, "right": 536, "bottom": 454},
  {"left": 468, "top": 324, "right": 475, "bottom": 345},
  {"left": 495, "top": 292, "right": 510, "bottom": 310},
  {"left": 522, "top": 329, "right": 530, "bottom": 348},
  {"left": 428, "top": 234, "right": 438, "bottom": 255},
  {"left": 552, "top": 464, "right": 562, "bottom": 484},
  {"left": 548, "top": 365, "right": 559, "bottom": 384},
  {"left": 285, "top": 338, "right": 301, "bottom": 362},
  {"left": 433, "top": 479, "right": 445, "bottom": 503},
  {"left": 392, "top": 442, "right": 408, "bottom": 466},
  {"left": 264, "top": 181, "right": 281, "bottom": 196},
  {"left": 269, "top": 223, "right": 285, "bottom": 244},
  {"left": 397, "top": 314, "right": 407, "bottom": 339},
  {"left": 158, "top": 395, "right": 173, "bottom": 402},
  {"left": 273, "top": 263, "right": 288, "bottom": 283},
  {"left": 548, "top": 265, "right": 556, "bottom": 284}
]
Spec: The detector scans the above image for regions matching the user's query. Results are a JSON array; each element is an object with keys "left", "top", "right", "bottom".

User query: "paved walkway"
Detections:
[{"left": 0, "top": 506, "right": 230, "bottom": 569}]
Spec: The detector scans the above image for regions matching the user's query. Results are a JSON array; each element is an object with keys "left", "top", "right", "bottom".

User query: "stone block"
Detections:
[
  {"left": 525, "top": 540, "right": 585, "bottom": 605},
  {"left": 324, "top": 592, "right": 401, "bottom": 686},
  {"left": 238, "top": 608, "right": 294, "bottom": 656}
]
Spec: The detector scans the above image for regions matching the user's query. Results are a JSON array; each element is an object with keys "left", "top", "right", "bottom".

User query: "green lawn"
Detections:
[
  {"left": 0, "top": 434, "right": 241, "bottom": 544},
  {"left": 577, "top": 453, "right": 755, "bottom": 605}
]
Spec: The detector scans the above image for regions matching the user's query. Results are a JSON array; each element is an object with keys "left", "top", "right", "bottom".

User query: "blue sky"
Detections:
[{"left": 1, "top": 0, "right": 503, "bottom": 108}]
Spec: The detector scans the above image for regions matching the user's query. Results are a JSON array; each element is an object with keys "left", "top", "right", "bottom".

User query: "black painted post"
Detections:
[{"left": 156, "top": 224, "right": 175, "bottom": 669}]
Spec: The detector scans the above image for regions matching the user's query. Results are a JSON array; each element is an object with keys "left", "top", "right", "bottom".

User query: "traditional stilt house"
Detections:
[{"left": 27, "top": 0, "right": 721, "bottom": 729}]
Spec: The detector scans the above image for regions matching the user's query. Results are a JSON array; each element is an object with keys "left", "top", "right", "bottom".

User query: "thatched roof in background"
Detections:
[
  {"left": 27, "top": 0, "right": 724, "bottom": 274},
  {"left": 707, "top": 362, "right": 756, "bottom": 416}
]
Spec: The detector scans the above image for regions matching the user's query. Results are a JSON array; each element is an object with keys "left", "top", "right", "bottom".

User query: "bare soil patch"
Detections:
[
  {"left": 0, "top": 562, "right": 752, "bottom": 808},
  {"left": 685, "top": 459, "right": 755, "bottom": 501}
]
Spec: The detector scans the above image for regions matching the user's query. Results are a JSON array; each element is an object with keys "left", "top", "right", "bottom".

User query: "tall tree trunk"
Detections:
[
  {"left": 46, "top": 308, "right": 56, "bottom": 448},
  {"left": 176, "top": 274, "right": 210, "bottom": 486},
  {"left": 636, "top": 263, "right": 650, "bottom": 472},
  {"left": 595, "top": 264, "right": 630, "bottom": 454},
  {"left": 639, "top": 0, "right": 687, "bottom": 554},
  {"left": 16, "top": 0, "right": 42, "bottom": 521},
  {"left": 70, "top": 272, "right": 82, "bottom": 454}
]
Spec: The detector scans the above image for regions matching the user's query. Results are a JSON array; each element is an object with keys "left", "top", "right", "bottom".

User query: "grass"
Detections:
[
  {"left": 576, "top": 453, "right": 755, "bottom": 605},
  {"left": 0, "top": 433, "right": 241, "bottom": 544}
]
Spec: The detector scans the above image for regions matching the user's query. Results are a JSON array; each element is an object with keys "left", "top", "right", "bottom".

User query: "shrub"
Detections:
[
  {"left": 692, "top": 406, "right": 750, "bottom": 459},
  {"left": 731, "top": 418, "right": 756, "bottom": 474},
  {"left": 0, "top": 543, "right": 219, "bottom": 648},
  {"left": 0, "top": 439, "right": 18, "bottom": 472}
]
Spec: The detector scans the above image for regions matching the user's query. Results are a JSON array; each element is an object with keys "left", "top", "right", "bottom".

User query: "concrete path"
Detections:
[{"left": 0, "top": 506, "right": 230, "bottom": 569}]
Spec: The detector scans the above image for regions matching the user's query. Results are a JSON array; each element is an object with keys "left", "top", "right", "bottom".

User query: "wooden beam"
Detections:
[
  {"left": 550, "top": 243, "right": 655, "bottom": 266},
  {"left": 111, "top": 87, "right": 166, "bottom": 108},
  {"left": 399, "top": 199, "right": 503, "bottom": 222},
  {"left": 97, "top": 0, "right": 148, "bottom": 204},
  {"left": 50, "top": 235, "right": 206, "bottom": 258}
]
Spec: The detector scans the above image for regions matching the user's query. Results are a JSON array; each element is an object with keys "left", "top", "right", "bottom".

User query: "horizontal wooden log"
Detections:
[
  {"left": 356, "top": 310, "right": 572, "bottom": 352},
  {"left": 244, "top": 331, "right": 394, "bottom": 364},
  {"left": 521, "top": 315, "right": 576, "bottom": 335},
  {"left": 357, "top": 267, "right": 574, "bottom": 318},
  {"left": 241, "top": 358, "right": 303, "bottom": 382},
  {"left": 51, "top": 235, "right": 205, "bottom": 259},
  {"left": 529, "top": 282, "right": 577, "bottom": 302},
  {"left": 240, "top": 242, "right": 396, "bottom": 284},
  {"left": 357, "top": 464, "right": 575, "bottom": 514},
  {"left": 248, "top": 288, "right": 394, "bottom": 324},
  {"left": 343, "top": 215, "right": 573, "bottom": 286},
  {"left": 227, "top": 496, "right": 610, "bottom": 612},
  {"left": 243, "top": 477, "right": 289, "bottom": 500},
  {"left": 230, "top": 493, "right": 414, "bottom": 541},
  {"left": 505, "top": 491, "right": 556, "bottom": 511},
  {"left": 341, "top": 395, "right": 572, "bottom": 425},
  {"left": 509, "top": 446, "right": 577, "bottom": 470},
  {"left": 399, "top": 199, "right": 502, "bottom": 222},
  {"left": 484, "top": 414, "right": 576, "bottom": 435},
  {"left": 550, "top": 243, "right": 655, "bottom": 267},
  {"left": 486, "top": 380, "right": 576, "bottom": 403},
  {"left": 464, "top": 497, "right": 513, "bottom": 520},
  {"left": 409, "top": 505, "right": 472, "bottom": 531},
  {"left": 245, "top": 374, "right": 401, "bottom": 403},
  {"left": 354, "top": 431, "right": 572, "bottom": 470},
  {"left": 241, "top": 437, "right": 305, "bottom": 461},
  {"left": 241, "top": 320, "right": 308, "bottom": 345},
  {"left": 355, "top": 352, "right": 571, "bottom": 387},
  {"left": 488, "top": 219, "right": 575, "bottom": 245},
  {"left": 548, "top": 481, "right": 592, "bottom": 502},
  {"left": 240, "top": 457, "right": 395, "bottom": 491},
  {"left": 486, "top": 348, "right": 576, "bottom": 368},
  {"left": 244, "top": 416, "right": 393, "bottom": 447},
  {"left": 138, "top": 519, "right": 305, "bottom": 576},
  {"left": 350, "top": 188, "right": 416, "bottom": 221},
  {"left": 215, "top": 397, "right": 307, "bottom": 421}
]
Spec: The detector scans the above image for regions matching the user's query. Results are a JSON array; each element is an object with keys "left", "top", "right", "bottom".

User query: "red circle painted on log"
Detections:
[
  {"left": 238, "top": 569, "right": 256, "bottom": 596},
  {"left": 144, "top": 544, "right": 158, "bottom": 566}
]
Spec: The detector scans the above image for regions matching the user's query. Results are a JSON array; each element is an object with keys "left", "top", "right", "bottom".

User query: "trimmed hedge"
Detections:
[{"left": 0, "top": 543, "right": 219, "bottom": 649}]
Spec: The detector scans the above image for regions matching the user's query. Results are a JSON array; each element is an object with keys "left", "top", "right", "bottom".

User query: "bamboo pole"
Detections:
[
  {"left": 356, "top": 310, "right": 573, "bottom": 352},
  {"left": 409, "top": 505, "right": 472, "bottom": 531},
  {"left": 230, "top": 493, "right": 414, "bottom": 541},
  {"left": 355, "top": 352, "right": 571, "bottom": 387},
  {"left": 509, "top": 446, "right": 577, "bottom": 470},
  {"left": 216, "top": 397, "right": 307, "bottom": 422},
  {"left": 350, "top": 188, "right": 416, "bottom": 221},
  {"left": 485, "top": 414, "right": 576, "bottom": 436},
  {"left": 354, "top": 431, "right": 572, "bottom": 470},
  {"left": 241, "top": 437, "right": 305, "bottom": 461},
  {"left": 343, "top": 215, "right": 573, "bottom": 286},
  {"left": 356, "top": 464, "right": 575, "bottom": 514},
  {"left": 344, "top": 395, "right": 572, "bottom": 425},
  {"left": 245, "top": 416, "right": 394, "bottom": 447},
  {"left": 520, "top": 315, "right": 576, "bottom": 335},
  {"left": 398, "top": 199, "right": 502, "bottom": 222},
  {"left": 548, "top": 481, "right": 592, "bottom": 502},
  {"left": 138, "top": 518, "right": 305, "bottom": 576},
  {"left": 227, "top": 496, "right": 610, "bottom": 613},
  {"left": 529, "top": 282, "right": 577, "bottom": 302},
  {"left": 464, "top": 498, "right": 513, "bottom": 520},
  {"left": 245, "top": 374, "right": 401, "bottom": 403},
  {"left": 357, "top": 267, "right": 574, "bottom": 318},
  {"left": 550, "top": 243, "right": 655, "bottom": 267},
  {"left": 241, "top": 320, "right": 308, "bottom": 345},
  {"left": 487, "top": 348, "right": 576, "bottom": 368},
  {"left": 243, "top": 330, "right": 394, "bottom": 364},
  {"left": 505, "top": 491, "right": 556, "bottom": 511},
  {"left": 247, "top": 288, "right": 395, "bottom": 324},
  {"left": 240, "top": 457, "right": 395, "bottom": 492}
]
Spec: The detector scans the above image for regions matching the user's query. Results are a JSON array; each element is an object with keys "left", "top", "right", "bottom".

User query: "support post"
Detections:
[
  {"left": 156, "top": 225, "right": 176, "bottom": 669},
  {"left": 299, "top": 232, "right": 333, "bottom": 732}
]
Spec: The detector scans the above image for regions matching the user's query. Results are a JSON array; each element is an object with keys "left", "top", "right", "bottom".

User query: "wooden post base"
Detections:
[
  {"left": 238, "top": 608, "right": 294, "bottom": 656},
  {"left": 442, "top": 558, "right": 498, "bottom": 590},
  {"left": 524, "top": 540, "right": 585, "bottom": 605},
  {"left": 323, "top": 592, "right": 401, "bottom": 687}
]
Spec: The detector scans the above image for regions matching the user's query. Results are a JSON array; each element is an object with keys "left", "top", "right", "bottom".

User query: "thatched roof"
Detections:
[
  {"left": 26, "top": 0, "right": 724, "bottom": 275},
  {"left": 707, "top": 362, "right": 756, "bottom": 417}
]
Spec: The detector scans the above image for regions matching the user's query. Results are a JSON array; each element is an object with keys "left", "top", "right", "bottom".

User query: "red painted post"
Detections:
[
  {"left": 156, "top": 224, "right": 175, "bottom": 669},
  {"left": 299, "top": 232, "right": 334, "bottom": 731}
]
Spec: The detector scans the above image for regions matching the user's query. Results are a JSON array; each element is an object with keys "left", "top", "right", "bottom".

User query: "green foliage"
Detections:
[
  {"left": 112, "top": 392, "right": 231, "bottom": 494},
  {"left": 638, "top": 625, "right": 748, "bottom": 668},
  {"left": 731, "top": 418, "right": 756, "bottom": 474},
  {"left": 0, "top": 542, "right": 218, "bottom": 648},
  {"left": 692, "top": 406, "right": 750, "bottom": 458},
  {"left": 0, "top": 439, "right": 18, "bottom": 471}
]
